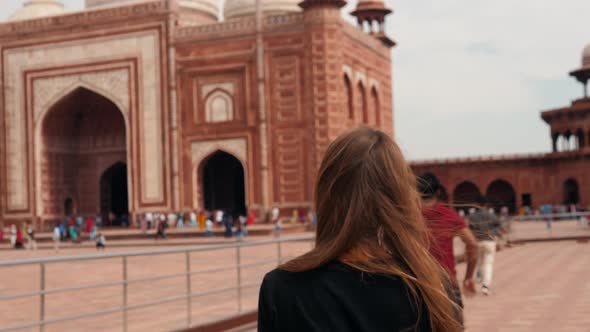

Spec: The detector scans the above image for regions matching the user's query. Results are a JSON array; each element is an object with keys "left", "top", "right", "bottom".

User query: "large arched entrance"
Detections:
[
  {"left": 39, "top": 87, "right": 127, "bottom": 220},
  {"left": 201, "top": 151, "right": 246, "bottom": 216},
  {"left": 563, "top": 178, "right": 580, "bottom": 205},
  {"left": 100, "top": 162, "right": 129, "bottom": 225},
  {"left": 486, "top": 179, "right": 516, "bottom": 213},
  {"left": 453, "top": 181, "right": 481, "bottom": 207}
]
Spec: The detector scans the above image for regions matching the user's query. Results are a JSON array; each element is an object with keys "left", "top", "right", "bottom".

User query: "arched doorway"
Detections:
[
  {"left": 486, "top": 179, "right": 516, "bottom": 213},
  {"left": 100, "top": 162, "right": 129, "bottom": 225},
  {"left": 453, "top": 181, "right": 481, "bottom": 207},
  {"left": 64, "top": 198, "right": 74, "bottom": 217},
  {"left": 201, "top": 151, "right": 246, "bottom": 216},
  {"left": 563, "top": 178, "right": 580, "bottom": 205},
  {"left": 40, "top": 87, "right": 127, "bottom": 219}
]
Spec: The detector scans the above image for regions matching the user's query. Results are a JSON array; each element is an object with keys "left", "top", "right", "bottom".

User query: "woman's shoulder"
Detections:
[{"left": 262, "top": 261, "right": 404, "bottom": 291}]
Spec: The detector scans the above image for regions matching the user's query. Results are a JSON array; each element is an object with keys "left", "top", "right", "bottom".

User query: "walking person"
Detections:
[
  {"left": 417, "top": 172, "right": 478, "bottom": 314},
  {"left": 155, "top": 220, "right": 167, "bottom": 240},
  {"left": 15, "top": 226, "right": 24, "bottom": 249},
  {"left": 26, "top": 223, "right": 37, "bottom": 251},
  {"left": 145, "top": 212, "right": 153, "bottom": 230},
  {"left": 258, "top": 128, "right": 462, "bottom": 332},
  {"left": 52, "top": 224, "right": 61, "bottom": 253},
  {"left": 96, "top": 233, "right": 106, "bottom": 251},
  {"left": 176, "top": 212, "right": 184, "bottom": 229},
  {"left": 271, "top": 206, "right": 279, "bottom": 224},
  {"left": 198, "top": 211, "right": 207, "bottom": 230},
  {"left": 469, "top": 199, "right": 503, "bottom": 295},
  {"left": 205, "top": 218, "right": 214, "bottom": 237},
  {"left": 10, "top": 224, "right": 17, "bottom": 248},
  {"left": 190, "top": 211, "right": 197, "bottom": 228}
]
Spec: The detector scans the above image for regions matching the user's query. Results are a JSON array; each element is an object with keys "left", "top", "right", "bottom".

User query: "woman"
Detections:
[{"left": 258, "top": 128, "right": 461, "bottom": 332}]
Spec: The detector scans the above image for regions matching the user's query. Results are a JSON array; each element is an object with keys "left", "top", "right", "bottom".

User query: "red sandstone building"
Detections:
[
  {"left": 412, "top": 45, "right": 590, "bottom": 214},
  {"left": 0, "top": 0, "right": 395, "bottom": 227}
]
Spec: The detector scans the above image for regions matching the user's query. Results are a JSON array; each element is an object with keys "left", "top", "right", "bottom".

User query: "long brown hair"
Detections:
[{"left": 280, "top": 127, "right": 462, "bottom": 332}]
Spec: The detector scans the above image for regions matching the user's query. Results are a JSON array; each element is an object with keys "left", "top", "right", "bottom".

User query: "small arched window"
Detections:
[
  {"left": 205, "top": 89, "right": 234, "bottom": 123},
  {"left": 371, "top": 87, "right": 380, "bottom": 126},
  {"left": 358, "top": 82, "right": 368, "bottom": 123},
  {"left": 344, "top": 74, "right": 354, "bottom": 120}
]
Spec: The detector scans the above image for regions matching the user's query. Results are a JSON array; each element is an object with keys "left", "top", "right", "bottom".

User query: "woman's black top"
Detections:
[{"left": 258, "top": 261, "right": 431, "bottom": 332}]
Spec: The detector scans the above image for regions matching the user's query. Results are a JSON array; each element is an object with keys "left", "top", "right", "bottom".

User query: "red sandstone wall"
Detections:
[{"left": 412, "top": 154, "right": 590, "bottom": 210}]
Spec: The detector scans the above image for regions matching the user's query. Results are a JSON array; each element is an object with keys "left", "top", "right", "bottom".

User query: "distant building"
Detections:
[
  {"left": 0, "top": 0, "right": 395, "bottom": 227},
  {"left": 412, "top": 44, "right": 590, "bottom": 213}
]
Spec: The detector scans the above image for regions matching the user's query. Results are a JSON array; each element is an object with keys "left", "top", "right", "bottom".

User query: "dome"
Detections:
[
  {"left": 85, "top": 0, "right": 219, "bottom": 18},
  {"left": 583, "top": 43, "right": 590, "bottom": 68},
  {"left": 9, "top": 0, "right": 66, "bottom": 21},
  {"left": 224, "top": 0, "right": 301, "bottom": 20}
]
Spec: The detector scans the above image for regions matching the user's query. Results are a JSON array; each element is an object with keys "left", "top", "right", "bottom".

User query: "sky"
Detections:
[{"left": 2, "top": 0, "right": 589, "bottom": 160}]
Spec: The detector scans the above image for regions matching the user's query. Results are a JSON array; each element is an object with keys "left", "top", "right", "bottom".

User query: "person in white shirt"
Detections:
[
  {"left": 10, "top": 224, "right": 16, "bottom": 248},
  {"left": 52, "top": 225, "right": 61, "bottom": 253},
  {"left": 145, "top": 212, "right": 153, "bottom": 230},
  {"left": 205, "top": 219, "right": 214, "bottom": 237},
  {"left": 215, "top": 210, "right": 224, "bottom": 225}
]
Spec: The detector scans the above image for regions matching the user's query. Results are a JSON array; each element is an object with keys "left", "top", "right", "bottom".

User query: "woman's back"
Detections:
[{"left": 258, "top": 261, "right": 429, "bottom": 332}]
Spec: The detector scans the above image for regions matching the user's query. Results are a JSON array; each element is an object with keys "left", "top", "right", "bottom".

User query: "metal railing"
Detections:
[
  {"left": 510, "top": 211, "right": 588, "bottom": 221},
  {"left": 0, "top": 234, "right": 315, "bottom": 332}
]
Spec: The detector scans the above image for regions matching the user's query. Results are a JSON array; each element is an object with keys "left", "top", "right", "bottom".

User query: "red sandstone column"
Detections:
[{"left": 300, "top": 0, "right": 347, "bottom": 172}]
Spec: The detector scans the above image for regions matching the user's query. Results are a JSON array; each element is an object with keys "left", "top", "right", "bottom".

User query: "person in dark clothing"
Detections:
[
  {"left": 258, "top": 128, "right": 462, "bottom": 332},
  {"left": 260, "top": 261, "right": 431, "bottom": 332},
  {"left": 155, "top": 220, "right": 167, "bottom": 240}
]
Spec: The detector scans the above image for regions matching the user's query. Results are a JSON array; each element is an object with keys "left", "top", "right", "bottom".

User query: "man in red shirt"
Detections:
[{"left": 418, "top": 173, "right": 478, "bottom": 307}]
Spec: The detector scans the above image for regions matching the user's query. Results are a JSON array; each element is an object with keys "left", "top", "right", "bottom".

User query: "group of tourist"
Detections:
[
  {"left": 0, "top": 223, "right": 38, "bottom": 250},
  {"left": 139, "top": 209, "right": 257, "bottom": 240},
  {"left": 51, "top": 214, "right": 106, "bottom": 252}
]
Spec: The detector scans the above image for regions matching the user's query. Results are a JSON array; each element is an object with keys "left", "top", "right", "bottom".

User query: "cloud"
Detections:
[{"left": 383, "top": 0, "right": 589, "bottom": 159}]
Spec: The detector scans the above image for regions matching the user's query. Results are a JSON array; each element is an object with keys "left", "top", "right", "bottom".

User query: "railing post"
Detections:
[
  {"left": 186, "top": 251, "right": 192, "bottom": 327},
  {"left": 40, "top": 263, "right": 45, "bottom": 332},
  {"left": 236, "top": 246, "right": 242, "bottom": 312},
  {"left": 276, "top": 241, "right": 282, "bottom": 266},
  {"left": 122, "top": 256, "right": 128, "bottom": 332}
]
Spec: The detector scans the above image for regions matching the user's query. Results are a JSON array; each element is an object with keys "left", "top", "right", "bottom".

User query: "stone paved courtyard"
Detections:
[{"left": 1, "top": 222, "right": 589, "bottom": 331}]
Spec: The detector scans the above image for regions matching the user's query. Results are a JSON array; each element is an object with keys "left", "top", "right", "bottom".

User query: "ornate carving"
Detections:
[
  {"left": 0, "top": 1, "right": 169, "bottom": 38},
  {"left": 263, "top": 13, "right": 303, "bottom": 29},
  {"left": 33, "top": 69, "right": 130, "bottom": 122},
  {"left": 175, "top": 17, "right": 256, "bottom": 41},
  {"left": 205, "top": 90, "right": 234, "bottom": 123},
  {"left": 175, "top": 13, "right": 303, "bottom": 41},
  {"left": 191, "top": 138, "right": 247, "bottom": 167},
  {"left": 4, "top": 29, "right": 164, "bottom": 212}
]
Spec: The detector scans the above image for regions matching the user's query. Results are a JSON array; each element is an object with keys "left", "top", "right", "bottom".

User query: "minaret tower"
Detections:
[
  {"left": 570, "top": 44, "right": 590, "bottom": 98},
  {"left": 351, "top": 0, "right": 395, "bottom": 47}
]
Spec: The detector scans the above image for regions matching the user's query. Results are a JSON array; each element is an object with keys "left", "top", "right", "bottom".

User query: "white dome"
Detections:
[
  {"left": 9, "top": 0, "right": 66, "bottom": 21},
  {"left": 583, "top": 43, "right": 590, "bottom": 67},
  {"left": 86, "top": 0, "right": 219, "bottom": 18},
  {"left": 224, "top": 0, "right": 301, "bottom": 20}
]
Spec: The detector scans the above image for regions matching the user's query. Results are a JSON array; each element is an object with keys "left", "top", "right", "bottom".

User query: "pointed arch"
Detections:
[
  {"left": 198, "top": 150, "right": 246, "bottom": 215},
  {"left": 563, "top": 178, "right": 580, "bottom": 205},
  {"left": 358, "top": 81, "right": 368, "bottom": 123},
  {"left": 204, "top": 88, "right": 234, "bottom": 123},
  {"left": 453, "top": 181, "right": 482, "bottom": 207},
  {"left": 344, "top": 73, "right": 354, "bottom": 120},
  {"left": 486, "top": 179, "right": 516, "bottom": 213},
  {"left": 35, "top": 86, "right": 130, "bottom": 220},
  {"left": 371, "top": 86, "right": 380, "bottom": 126}
]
